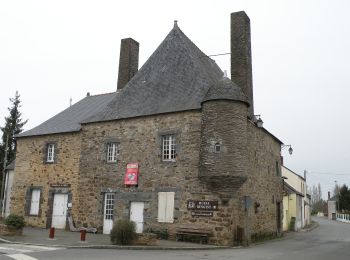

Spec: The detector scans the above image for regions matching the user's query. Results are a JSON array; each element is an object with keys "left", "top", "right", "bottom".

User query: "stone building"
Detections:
[{"left": 10, "top": 11, "right": 284, "bottom": 245}]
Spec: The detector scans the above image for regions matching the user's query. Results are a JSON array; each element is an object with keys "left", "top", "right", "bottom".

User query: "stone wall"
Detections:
[
  {"left": 10, "top": 108, "right": 282, "bottom": 245},
  {"left": 76, "top": 109, "right": 282, "bottom": 245},
  {"left": 234, "top": 121, "right": 282, "bottom": 241},
  {"left": 76, "top": 110, "right": 206, "bottom": 229},
  {"left": 10, "top": 133, "right": 81, "bottom": 228}
]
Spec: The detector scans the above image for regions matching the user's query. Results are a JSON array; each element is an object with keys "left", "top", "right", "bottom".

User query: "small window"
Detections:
[
  {"left": 276, "top": 161, "right": 280, "bottom": 177},
  {"left": 47, "top": 143, "right": 55, "bottom": 162},
  {"left": 162, "top": 135, "right": 176, "bottom": 161},
  {"left": 158, "top": 192, "right": 175, "bottom": 223},
  {"left": 214, "top": 143, "right": 221, "bottom": 152},
  {"left": 29, "top": 189, "right": 41, "bottom": 215},
  {"left": 107, "top": 143, "right": 119, "bottom": 163}
]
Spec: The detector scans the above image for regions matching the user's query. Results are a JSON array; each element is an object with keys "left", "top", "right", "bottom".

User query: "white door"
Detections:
[
  {"left": 103, "top": 193, "right": 115, "bottom": 234},
  {"left": 51, "top": 194, "right": 68, "bottom": 229},
  {"left": 130, "top": 202, "right": 144, "bottom": 233}
]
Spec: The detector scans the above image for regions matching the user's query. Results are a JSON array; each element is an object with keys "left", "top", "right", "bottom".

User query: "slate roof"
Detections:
[
  {"left": 84, "top": 22, "right": 223, "bottom": 123},
  {"left": 202, "top": 77, "right": 249, "bottom": 105},
  {"left": 17, "top": 93, "right": 116, "bottom": 137}
]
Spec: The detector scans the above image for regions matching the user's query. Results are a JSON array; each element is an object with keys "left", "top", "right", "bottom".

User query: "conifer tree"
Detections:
[{"left": 0, "top": 91, "right": 28, "bottom": 183}]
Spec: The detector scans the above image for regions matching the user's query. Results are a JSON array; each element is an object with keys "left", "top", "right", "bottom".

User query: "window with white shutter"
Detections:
[
  {"left": 157, "top": 192, "right": 175, "bottom": 223},
  {"left": 29, "top": 189, "right": 41, "bottom": 215}
]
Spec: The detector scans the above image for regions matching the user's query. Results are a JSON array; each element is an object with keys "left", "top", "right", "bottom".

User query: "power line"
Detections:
[{"left": 307, "top": 171, "right": 350, "bottom": 176}]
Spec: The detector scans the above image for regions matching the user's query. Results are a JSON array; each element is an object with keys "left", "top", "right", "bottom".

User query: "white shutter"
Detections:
[
  {"left": 30, "top": 189, "right": 40, "bottom": 215},
  {"left": 158, "top": 192, "right": 166, "bottom": 222},
  {"left": 165, "top": 192, "right": 175, "bottom": 223}
]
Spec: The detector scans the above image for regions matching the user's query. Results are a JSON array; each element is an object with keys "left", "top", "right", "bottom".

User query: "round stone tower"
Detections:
[{"left": 199, "top": 77, "right": 250, "bottom": 192}]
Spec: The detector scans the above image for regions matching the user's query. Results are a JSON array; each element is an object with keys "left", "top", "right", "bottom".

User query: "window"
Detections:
[
  {"left": 162, "top": 135, "right": 176, "bottom": 161},
  {"left": 107, "top": 143, "right": 119, "bottom": 162},
  {"left": 29, "top": 189, "right": 41, "bottom": 215},
  {"left": 214, "top": 142, "right": 221, "bottom": 152},
  {"left": 104, "top": 193, "right": 115, "bottom": 220},
  {"left": 46, "top": 143, "right": 55, "bottom": 162},
  {"left": 275, "top": 161, "right": 280, "bottom": 177},
  {"left": 158, "top": 192, "right": 175, "bottom": 223}
]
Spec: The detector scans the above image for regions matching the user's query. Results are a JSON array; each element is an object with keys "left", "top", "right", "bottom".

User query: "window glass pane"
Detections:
[
  {"left": 107, "top": 143, "right": 119, "bottom": 162},
  {"left": 162, "top": 135, "right": 176, "bottom": 161},
  {"left": 47, "top": 144, "right": 55, "bottom": 162}
]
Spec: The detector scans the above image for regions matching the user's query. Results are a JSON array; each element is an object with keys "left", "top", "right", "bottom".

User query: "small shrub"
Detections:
[
  {"left": 5, "top": 214, "right": 25, "bottom": 229},
  {"left": 110, "top": 219, "right": 136, "bottom": 245}
]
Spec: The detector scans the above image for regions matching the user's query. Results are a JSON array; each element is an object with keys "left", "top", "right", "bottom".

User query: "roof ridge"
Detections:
[{"left": 88, "top": 91, "right": 116, "bottom": 97}]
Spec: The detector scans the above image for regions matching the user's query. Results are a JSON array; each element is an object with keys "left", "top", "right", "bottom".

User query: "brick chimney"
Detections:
[
  {"left": 231, "top": 11, "right": 254, "bottom": 118},
  {"left": 117, "top": 38, "right": 139, "bottom": 90}
]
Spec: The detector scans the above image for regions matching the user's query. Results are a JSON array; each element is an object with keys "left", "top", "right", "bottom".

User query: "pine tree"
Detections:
[
  {"left": 339, "top": 185, "right": 350, "bottom": 212},
  {"left": 0, "top": 91, "right": 28, "bottom": 178}
]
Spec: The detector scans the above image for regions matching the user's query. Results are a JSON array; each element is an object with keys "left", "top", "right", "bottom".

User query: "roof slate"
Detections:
[
  {"left": 17, "top": 93, "right": 116, "bottom": 137},
  {"left": 83, "top": 23, "right": 223, "bottom": 123}
]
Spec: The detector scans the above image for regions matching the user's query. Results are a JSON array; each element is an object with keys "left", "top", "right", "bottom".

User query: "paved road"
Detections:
[{"left": 1, "top": 217, "right": 349, "bottom": 260}]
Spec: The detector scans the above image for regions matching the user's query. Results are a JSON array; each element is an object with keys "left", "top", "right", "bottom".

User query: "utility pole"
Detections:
[{"left": 0, "top": 134, "right": 9, "bottom": 218}]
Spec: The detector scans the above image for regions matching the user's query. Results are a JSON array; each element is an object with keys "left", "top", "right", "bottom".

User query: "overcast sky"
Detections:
[{"left": 1, "top": 0, "right": 349, "bottom": 198}]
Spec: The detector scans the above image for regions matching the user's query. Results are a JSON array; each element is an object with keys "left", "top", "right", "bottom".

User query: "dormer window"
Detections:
[{"left": 46, "top": 143, "right": 55, "bottom": 163}]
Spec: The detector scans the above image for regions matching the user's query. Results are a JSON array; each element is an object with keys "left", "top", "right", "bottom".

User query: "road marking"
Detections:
[
  {"left": 0, "top": 247, "right": 32, "bottom": 253},
  {"left": 7, "top": 254, "right": 38, "bottom": 260}
]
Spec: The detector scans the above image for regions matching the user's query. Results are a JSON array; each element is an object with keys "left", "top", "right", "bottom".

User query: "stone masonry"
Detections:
[{"left": 10, "top": 133, "right": 81, "bottom": 228}]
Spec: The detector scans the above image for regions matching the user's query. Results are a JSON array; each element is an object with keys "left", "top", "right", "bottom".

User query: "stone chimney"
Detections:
[
  {"left": 117, "top": 38, "right": 139, "bottom": 90},
  {"left": 328, "top": 191, "right": 330, "bottom": 200},
  {"left": 231, "top": 11, "right": 254, "bottom": 118}
]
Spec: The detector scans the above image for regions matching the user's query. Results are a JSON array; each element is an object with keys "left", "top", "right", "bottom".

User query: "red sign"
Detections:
[{"left": 124, "top": 163, "right": 139, "bottom": 185}]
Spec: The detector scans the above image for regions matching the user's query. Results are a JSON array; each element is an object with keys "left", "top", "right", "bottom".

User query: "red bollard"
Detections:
[
  {"left": 49, "top": 227, "right": 55, "bottom": 239},
  {"left": 80, "top": 229, "right": 86, "bottom": 241}
]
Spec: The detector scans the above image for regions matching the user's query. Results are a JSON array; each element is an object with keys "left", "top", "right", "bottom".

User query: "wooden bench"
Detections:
[{"left": 176, "top": 227, "right": 212, "bottom": 244}]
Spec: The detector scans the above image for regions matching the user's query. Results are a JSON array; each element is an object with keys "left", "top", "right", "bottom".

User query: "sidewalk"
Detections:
[{"left": 0, "top": 227, "right": 228, "bottom": 250}]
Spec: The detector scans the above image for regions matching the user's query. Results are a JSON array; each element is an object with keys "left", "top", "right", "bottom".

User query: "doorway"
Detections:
[
  {"left": 130, "top": 202, "right": 144, "bottom": 233},
  {"left": 51, "top": 194, "right": 68, "bottom": 229}
]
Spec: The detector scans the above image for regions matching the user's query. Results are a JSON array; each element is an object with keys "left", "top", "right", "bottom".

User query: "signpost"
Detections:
[{"left": 187, "top": 200, "right": 218, "bottom": 218}]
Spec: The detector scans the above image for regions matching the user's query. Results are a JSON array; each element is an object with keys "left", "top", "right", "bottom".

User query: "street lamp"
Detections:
[
  {"left": 254, "top": 115, "right": 264, "bottom": 128},
  {"left": 281, "top": 144, "right": 293, "bottom": 155}
]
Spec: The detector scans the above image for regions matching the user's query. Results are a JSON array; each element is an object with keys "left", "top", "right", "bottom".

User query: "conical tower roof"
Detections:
[
  {"left": 202, "top": 77, "right": 249, "bottom": 106},
  {"left": 85, "top": 22, "right": 223, "bottom": 123}
]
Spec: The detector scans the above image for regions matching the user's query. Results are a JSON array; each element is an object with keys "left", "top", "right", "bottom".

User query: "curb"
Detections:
[
  {"left": 300, "top": 221, "right": 319, "bottom": 233},
  {"left": 0, "top": 237, "right": 230, "bottom": 250}
]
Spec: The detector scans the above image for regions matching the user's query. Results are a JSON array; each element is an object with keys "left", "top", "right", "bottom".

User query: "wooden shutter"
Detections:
[
  {"left": 158, "top": 192, "right": 166, "bottom": 222},
  {"left": 165, "top": 192, "right": 175, "bottom": 223}
]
